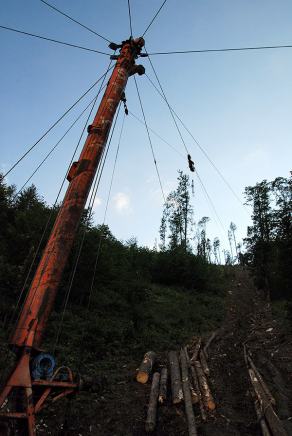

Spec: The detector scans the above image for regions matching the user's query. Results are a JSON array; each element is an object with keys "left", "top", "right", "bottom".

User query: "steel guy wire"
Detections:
[
  {"left": 52, "top": 77, "right": 123, "bottom": 348},
  {"left": 146, "top": 44, "right": 292, "bottom": 56},
  {"left": 146, "top": 50, "right": 190, "bottom": 155},
  {"left": 127, "top": 0, "right": 133, "bottom": 38},
  {"left": 129, "top": 110, "right": 184, "bottom": 158},
  {"left": 145, "top": 72, "right": 249, "bottom": 214},
  {"left": 196, "top": 170, "right": 226, "bottom": 236},
  {"left": 134, "top": 76, "right": 166, "bottom": 203},
  {"left": 86, "top": 111, "right": 126, "bottom": 314},
  {"left": 0, "top": 25, "right": 111, "bottom": 55},
  {"left": 39, "top": 0, "right": 112, "bottom": 43},
  {"left": 7, "top": 61, "right": 114, "bottom": 335},
  {"left": 3, "top": 66, "right": 114, "bottom": 179},
  {"left": 13, "top": 95, "right": 102, "bottom": 199},
  {"left": 67, "top": 105, "right": 123, "bottom": 369},
  {"left": 142, "top": 0, "right": 167, "bottom": 37}
]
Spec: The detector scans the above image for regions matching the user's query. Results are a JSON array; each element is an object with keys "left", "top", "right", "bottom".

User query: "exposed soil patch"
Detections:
[
  {"left": 201, "top": 268, "right": 292, "bottom": 436},
  {"left": 15, "top": 268, "right": 292, "bottom": 435}
]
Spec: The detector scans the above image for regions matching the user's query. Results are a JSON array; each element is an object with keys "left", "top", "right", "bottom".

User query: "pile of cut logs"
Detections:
[
  {"left": 244, "top": 346, "right": 288, "bottom": 436},
  {"left": 136, "top": 334, "right": 217, "bottom": 435}
]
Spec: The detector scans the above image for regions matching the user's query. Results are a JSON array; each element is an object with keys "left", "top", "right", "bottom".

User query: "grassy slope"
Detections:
[{"left": 43, "top": 280, "right": 226, "bottom": 371}]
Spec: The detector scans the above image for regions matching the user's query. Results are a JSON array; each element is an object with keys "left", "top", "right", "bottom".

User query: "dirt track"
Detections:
[
  {"left": 99, "top": 271, "right": 292, "bottom": 436},
  {"left": 34, "top": 268, "right": 292, "bottom": 435}
]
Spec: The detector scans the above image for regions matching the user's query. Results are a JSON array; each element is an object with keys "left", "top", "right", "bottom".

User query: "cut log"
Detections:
[
  {"left": 248, "top": 368, "right": 287, "bottom": 436},
  {"left": 190, "top": 337, "right": 201, "bottom": 363},
  {"left": 243, "top": 344, "right": 249, "bottom": 366},
  {"left": 254, "top": 397, "right": 272, "bottom": 436},
  {"left": 136, "top": 351, "right": 156, "bottom": 384},
  {"left": 180, "top": 349, "right": 198, "bottom": 436},
  {"left": 203, "top": 331, "right": 217, "bottom": 358},
  {"left": 189, "top": 380, "right": 199, "bottom": 404},
  {"left": 168, "top": 351, "right": 183, "bottom": 404},
  {"left": 190, "top": 366, "right": 206, "bottom": 420},
  {"left": 190, "top": 366, "right": 201, "bottom": 401},
  {"left": 198, "top": 397, "right": 207, "bottom": 421},
  {"left": 200, "top": 350, "right": 210, "bottom": 376},
  {"left": 194, "top": 360, "right": 215, "bottom": 411},
  {"left": 158, "top": 367, "right": 168, "bottom": 404},
  {"left": 184, "top": 346, "right": 191, "bottom": 367},
  {"left": 264, "top": 358, "right": 292, "bottom": 426},
  {"left": 145, "top": 372, "right": 160, "bottom": 432},
  {"left": 247, "top": 356, "right": 276, "bottom": 405},
  {"left": 184, "top": 348, "right": 199, "bottom": 404}
]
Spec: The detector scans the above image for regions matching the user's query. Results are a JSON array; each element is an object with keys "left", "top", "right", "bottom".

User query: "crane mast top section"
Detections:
[{"left": 10, "top": 36, "right": 145, "bottom": 350}]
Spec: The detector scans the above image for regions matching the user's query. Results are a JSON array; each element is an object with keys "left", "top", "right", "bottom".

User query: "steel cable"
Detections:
[
  {"left": 6, "top": 61, "right": 114, "bottom": 336},
  {"left": 12, "top": 95, "right": 102, "bottom": 199},
  {"left": 39, "top": 0, "right": 112, "bottom": 43},
  {"left": 145, "top": 72, "right": 249, "bottom": 213},
  {"left": 127, "top": 0, "right": 134, "bottom": 37},
  {"left": 0, "top": 24, "right": 110, "bottom": 55},
  {"left": 21, "top": 61, "right": 119, "bottom": 339},
  {"left": 3, "top": 66, "right": 113, "bottom": 179},
  {"left": 195, "top": 170, "right": 226, "bottom": 236},
  {"left": 86, "top": 111, "right": 126, "bottom": 311},
  {"left": 146, "top": 44, "right": 292, "bottom": 56},
  {"left": 142, "top": 0, "right": 167, "bottom": 37},
  {"left": 129, "top": 109, "right": 225, "bottom": 242},
  {"left": 129, "top": 110, "right": 184, "bottom": 158},
  {"left": 53, "top": 103, "right": 122, "bottom": 351},
  {"left": 146, "top": 50, "right": 190, "bottom": 155},
  {"left": 51, "top": 65, "right": 123, "bottom": 348},
  {"left": 134, "top": 76, "right": 166, "bottom": 202}
]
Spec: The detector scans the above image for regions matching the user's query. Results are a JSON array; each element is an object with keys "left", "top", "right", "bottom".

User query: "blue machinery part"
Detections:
[{"left": 31, "top": 353, "right": 56, "bottom": 380}]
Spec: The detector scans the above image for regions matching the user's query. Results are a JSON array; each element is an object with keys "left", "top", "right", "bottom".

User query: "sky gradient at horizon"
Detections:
[{"left": 1, "top": 0, "right": 291, "bottom": 254}]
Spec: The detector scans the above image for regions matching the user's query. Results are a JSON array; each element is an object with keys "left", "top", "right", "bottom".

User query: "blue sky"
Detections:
[{"left": 1, "top": 0, "right": 292, "bottom": 254}]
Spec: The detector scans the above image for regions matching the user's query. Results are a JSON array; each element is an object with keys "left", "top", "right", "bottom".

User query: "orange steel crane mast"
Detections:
[{"left": 0, "top": 36, "right": 145, "bottom": 436}]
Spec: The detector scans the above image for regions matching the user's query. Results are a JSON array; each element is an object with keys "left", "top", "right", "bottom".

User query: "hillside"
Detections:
[{"left": 0, "top": 175, "right": 291, "bottom": 435}]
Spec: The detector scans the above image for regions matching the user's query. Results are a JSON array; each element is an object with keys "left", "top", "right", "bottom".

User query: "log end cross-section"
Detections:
[{"left": 136, "top": 351, "right": 156, "bottom": 384}]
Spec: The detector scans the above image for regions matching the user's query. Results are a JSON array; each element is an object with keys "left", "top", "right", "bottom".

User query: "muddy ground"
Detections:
[
  {"left": 5, "top": 268, "right": 292, "bottom": 435},
  {"left": 84, "top": 269, "right": 291, "bottom": 436}
]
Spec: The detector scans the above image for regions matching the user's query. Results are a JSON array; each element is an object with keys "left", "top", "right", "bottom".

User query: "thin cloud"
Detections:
[
  {"left": 113, "top": 192, "right": 131, "bottom": 214},
  {"left": 93, "top": 196, "right": 102, "bottom": 209},
  {"left": 243, "top": 147, "right": 271, "bottom": 166}
]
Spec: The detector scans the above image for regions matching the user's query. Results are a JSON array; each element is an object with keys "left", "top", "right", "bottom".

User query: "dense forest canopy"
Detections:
[
  {"left": 0, "top": 171, "right": 291, "bottom": 371},
  {"left": 244, "top": 175, "right": 292, "bottom": 301},
  {"left": 0, "top": 173, "right": 226, "bottom": 369}
]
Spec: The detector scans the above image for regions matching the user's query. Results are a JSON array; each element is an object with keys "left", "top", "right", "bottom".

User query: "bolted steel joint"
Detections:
[
  {"left": 133, "top": 37, "right": 145, "bottom": 48},
  {"left": 129, "top": 64, "right": 145, "bottom": 76}
]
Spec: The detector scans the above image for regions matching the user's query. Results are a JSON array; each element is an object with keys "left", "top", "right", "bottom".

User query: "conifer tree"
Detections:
[{"left": 159, "top": 171, "right": 193, "bottom": 251}]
